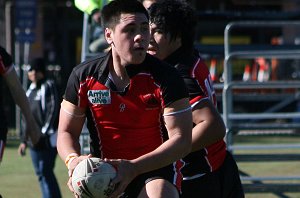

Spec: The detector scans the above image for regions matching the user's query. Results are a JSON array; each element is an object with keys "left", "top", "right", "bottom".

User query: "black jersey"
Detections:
[{"left": 165, "top": 48, "right": 227, "bottom": 179}]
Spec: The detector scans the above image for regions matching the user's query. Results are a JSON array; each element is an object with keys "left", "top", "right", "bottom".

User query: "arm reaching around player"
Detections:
[
  {"left": 0, "top": 46, "right": 41, "bottom": 163},
  {"left": 3, "top": 68, "right": 41, "bottom": 145}
]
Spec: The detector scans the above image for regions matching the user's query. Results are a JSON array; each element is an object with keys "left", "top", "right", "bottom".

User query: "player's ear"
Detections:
[{"left": 105, "top": 28, "right": 113, "bottom": 45}]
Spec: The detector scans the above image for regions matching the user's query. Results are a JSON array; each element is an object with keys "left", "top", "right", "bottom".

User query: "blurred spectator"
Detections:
[
  {"left": 75, "top": 0, "right": 110, "bottom": 53},
  {"left": 18, "top": 58, "right": 61, "bottom": 198}
]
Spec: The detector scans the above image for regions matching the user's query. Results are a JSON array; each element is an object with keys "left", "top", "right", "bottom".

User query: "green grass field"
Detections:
[
  {"left": 0, "top": 132, "right": 300, "bottom": 198},
  {"left": 233, "top": 134, "right": 300, "bottom": 198},
  {"left": 0, "top": 139, "right": 73, "bottom": 198}
]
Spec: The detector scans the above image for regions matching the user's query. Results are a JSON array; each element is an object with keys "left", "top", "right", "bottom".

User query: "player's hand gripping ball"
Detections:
[{"left": 72, "top": 158, "right": 117, "bottom": 198}]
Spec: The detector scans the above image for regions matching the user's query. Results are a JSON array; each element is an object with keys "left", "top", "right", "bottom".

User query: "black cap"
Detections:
[{"left": 29, "top": 58, "right": 46, "bottom": 74}]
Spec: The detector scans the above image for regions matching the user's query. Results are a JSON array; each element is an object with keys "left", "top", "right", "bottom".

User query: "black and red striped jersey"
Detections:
[
  {"left": 64, "top": 52, "right": 189, "bottom": 160},
  {"left": 165, "top": 48, "right": 227, "bottom": 178}
]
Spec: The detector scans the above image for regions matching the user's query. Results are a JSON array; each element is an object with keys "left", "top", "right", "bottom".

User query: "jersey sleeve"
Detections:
[
  {"left": 63, "top": 68, "right": 88, "bottom": 108},
  {"left": 189, "top": 59, "right": 217, "bottom": 107},
  {"left": 0, "top": 46, "right": 13, "bottom": 75},
  {"left": 0, "top": 63, "right": 13, "bottom": 76},
  {"left": 0, "top": 59, "right": 13, "bottom": 77},
  {"left": 154, "top": 62, "right": 189, "bottom": 108}
]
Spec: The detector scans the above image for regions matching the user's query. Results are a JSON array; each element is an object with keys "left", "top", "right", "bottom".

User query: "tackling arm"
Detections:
[
  {"left": 191, "top": 99, "right": 226, "bottom": 152},
  {"left": 3, "top": 68, "right": 41, "bottom": 145}
]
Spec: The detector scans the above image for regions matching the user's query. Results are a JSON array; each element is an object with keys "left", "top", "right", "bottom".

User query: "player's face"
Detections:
[
  {"left": 105, "top": 13, "right": 150, "bottom": 65},
  {"left": 148, "top": 23, "right": 181, "bottom": 60}
]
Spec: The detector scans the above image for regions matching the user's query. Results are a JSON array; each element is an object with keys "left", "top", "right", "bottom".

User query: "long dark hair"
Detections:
[{"left": 148, "top": 0, "right": 197, "bottom": 53}]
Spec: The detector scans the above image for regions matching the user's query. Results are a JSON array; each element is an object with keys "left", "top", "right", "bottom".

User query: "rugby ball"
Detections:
[{"left": 72, "top": 158, "right": 117, "bottom": 198}]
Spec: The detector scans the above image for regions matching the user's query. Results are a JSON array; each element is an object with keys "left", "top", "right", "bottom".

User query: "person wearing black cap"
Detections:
[{"left": 18, "top": 58, "right": 62, "bottom": 198}]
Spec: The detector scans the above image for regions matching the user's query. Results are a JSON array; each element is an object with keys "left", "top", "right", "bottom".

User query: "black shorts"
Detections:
[
  {"left": 121, "top": 163, "right": 182, "bottom": 198},
  {"left": 181, "top": 151, "right": 244, "bottom": 198}
]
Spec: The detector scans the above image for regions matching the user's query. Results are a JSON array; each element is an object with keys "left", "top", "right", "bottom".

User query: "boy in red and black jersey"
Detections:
[
  {"left": 65, "top": 53, "right": 189, "bottom": 160},
  {"left": 148, "top": 1, "right": 244, "bottom": 197},
  {"left": 57, "top": 0, "right": 193, "bottom": 197}
]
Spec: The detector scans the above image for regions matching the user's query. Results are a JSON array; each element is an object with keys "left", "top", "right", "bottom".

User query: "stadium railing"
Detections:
[{"left": 223, "top": 20, "right": 300, "bottom": 193}]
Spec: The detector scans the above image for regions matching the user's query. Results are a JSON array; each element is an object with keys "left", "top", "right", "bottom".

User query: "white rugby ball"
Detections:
[{"left": 71, "top": 158, "right": 117, "bottom": 198}]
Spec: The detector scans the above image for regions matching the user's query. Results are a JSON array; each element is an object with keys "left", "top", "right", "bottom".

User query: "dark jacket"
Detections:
[{"left": 21, "top": 78, "right": 59, "bottom": 147}]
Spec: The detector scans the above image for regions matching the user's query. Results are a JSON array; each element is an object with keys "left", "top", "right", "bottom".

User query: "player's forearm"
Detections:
[
  {"left": 5, "top": 69, "right": 31, "bottom": 119},
  {"left": 131, "top": 133, "right": 190, "bottom": 175},
  {"left": 57, "top": 130, "right": 82, "bottom": 161},
  {"left": 4, "top": 68, "right": 41, "bottom": 144}
]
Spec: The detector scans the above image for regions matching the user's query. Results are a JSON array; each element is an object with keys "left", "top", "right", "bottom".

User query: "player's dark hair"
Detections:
[
  {"left": 101, "top": 0, "right": 149, "bottom": 29},
  {"left": 148, "top": 0, "right": 197, "bottom": 52}
]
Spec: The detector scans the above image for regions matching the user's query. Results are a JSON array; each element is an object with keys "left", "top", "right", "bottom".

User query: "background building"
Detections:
[{"left": 0, "top": 0, "right": 300, "bottom": 128}]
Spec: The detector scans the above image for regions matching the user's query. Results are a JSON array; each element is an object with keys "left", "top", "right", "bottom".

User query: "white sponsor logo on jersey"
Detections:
[{"left": 88, "top": 90, "right": 111, "bottom": 104}]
